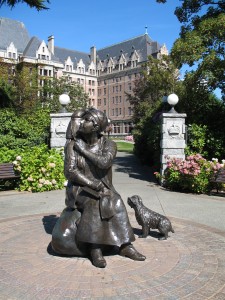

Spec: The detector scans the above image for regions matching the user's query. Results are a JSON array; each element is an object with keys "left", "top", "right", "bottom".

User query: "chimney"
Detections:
[
  {"left": 90, "top": 46, "right": 96, "bottom": 64},
  {"left": 48, "top": 35, "right": 54, "bottom": 54}
]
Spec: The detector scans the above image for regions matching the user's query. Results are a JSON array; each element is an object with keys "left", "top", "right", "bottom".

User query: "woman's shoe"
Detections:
[
  {"left": 90, "top": 248, "right": 107, "bottom": 268},
  {"left": 120, "top": 244, "right": 146, "bottom": 261}
]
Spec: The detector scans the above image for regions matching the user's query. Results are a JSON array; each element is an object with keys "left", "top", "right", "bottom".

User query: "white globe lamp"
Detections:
[
  {"left": 167, "top": 93, "right": 179, "bottom": 113},
  {"left": 59, "top": 93, "right": 71, "bottom": 113}
]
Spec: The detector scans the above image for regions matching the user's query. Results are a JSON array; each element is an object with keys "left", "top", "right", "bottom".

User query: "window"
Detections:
[
  {"left": 44, "top": 69, "right": 48, "bottom": 76},
  {"left": 119, "top": 108, "right": 122, "bottom": 115},
  {"left": 89, "top": 80, "right": 91, "bottom": 85},
  {"left": 8, "top": 52, "right": 11, "bottom": 58},
  {"left": 104, "top": 98, "right": 106, "bottom": 105},
  {"left": 128, "top": 107, "right": 132, "bottom": 115},
  {"left": 104, "top": 88, "right": 106, "bottom": 95},
  {"left": 113, "top": 123, "right": 120, "bottom": 133},
  {"left": 92, "top": 81, "right": 95, "bottom": 86},
  {"left": 119, "top": 63, "right": 124, "bottom": 71},
  {"left": 13, "top": 53, "right": 16, "bottom": 59},
  {"left": 98, "top": 99, "right": 101, "bottom": 106}
]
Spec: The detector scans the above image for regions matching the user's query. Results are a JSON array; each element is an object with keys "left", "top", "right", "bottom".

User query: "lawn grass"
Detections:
[{"left": 115, "top": 141, "right": 134, "bottom": 154}]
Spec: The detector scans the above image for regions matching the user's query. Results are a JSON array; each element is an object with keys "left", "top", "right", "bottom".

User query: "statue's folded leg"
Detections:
[{"left": 51, "top": 207, "right": 88, "bottom": 256}]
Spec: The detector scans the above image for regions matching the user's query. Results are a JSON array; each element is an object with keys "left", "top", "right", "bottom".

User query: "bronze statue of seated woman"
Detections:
[{"left": 51, "top": 108, "right": 146, "bottom": 268}]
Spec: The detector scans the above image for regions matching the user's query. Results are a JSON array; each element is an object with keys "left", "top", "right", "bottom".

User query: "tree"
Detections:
[
  {"left": 0, "top": 0, "right": 49, "bottom": 10},
  {"left": 156, "top": 0, "right": 225, "bottom": 99},
  {"left": 128, "top": 55, "right": 178, "bottom": 123},
  {"left": 42, "top": 76, "right": 89, "bottom": 113},
  {"left": 127, "top": 55, "right": 179, "bottom": 165}
]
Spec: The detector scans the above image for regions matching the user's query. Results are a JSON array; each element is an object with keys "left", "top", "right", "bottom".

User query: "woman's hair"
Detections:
[{"left": 87, "top": 108, "right": 109, "bottom": 132}]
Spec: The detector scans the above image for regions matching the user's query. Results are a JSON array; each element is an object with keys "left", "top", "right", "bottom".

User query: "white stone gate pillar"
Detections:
[
  {"left": 160, "top": 94, "right": 187, "bottom": 180},
  {"left": 50, "top": 113, "right": 72, "bottom": 149}
]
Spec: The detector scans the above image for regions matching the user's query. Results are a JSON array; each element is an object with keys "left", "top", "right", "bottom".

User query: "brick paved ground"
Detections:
[{"left": 1, "top": 211, "right": 225, "bottom": 300}]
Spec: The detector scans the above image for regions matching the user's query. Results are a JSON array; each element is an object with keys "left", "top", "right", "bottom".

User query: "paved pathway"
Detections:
[{"left": 0, "top": 152, "right": 225, "bottom": 299}]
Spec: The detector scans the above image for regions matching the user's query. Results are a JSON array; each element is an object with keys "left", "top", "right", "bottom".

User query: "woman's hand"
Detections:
[
  {"left": 74, "top": 139, "right": 86, "bottom": 153},
  {"left": 90, "top": 179, "right": 105, "bottom": 191}
]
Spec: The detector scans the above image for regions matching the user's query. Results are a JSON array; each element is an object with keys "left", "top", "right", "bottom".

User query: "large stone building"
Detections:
[{"left": 0, "top": 17, "right": 168, "bottom": 135}]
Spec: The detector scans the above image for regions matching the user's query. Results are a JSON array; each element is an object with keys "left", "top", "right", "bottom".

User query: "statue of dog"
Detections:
[{"left": 127, "top": 195, "right": 174, "bottom": 240}]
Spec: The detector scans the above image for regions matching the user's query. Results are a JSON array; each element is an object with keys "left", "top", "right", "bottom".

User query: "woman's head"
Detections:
[
  {"left": 82, "top": 108, "right": 109, "bottom": 133},
  {"left": 66, "top": 109, "right": 86, "bottom": 139}
]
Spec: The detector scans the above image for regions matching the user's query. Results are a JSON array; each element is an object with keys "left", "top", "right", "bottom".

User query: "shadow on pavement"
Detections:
[
  {"left": 114, "top": 154, "right": 156, "bottom": 183},
  {"left": 133, "top": 227, "right": 163, "bottom": 240}
]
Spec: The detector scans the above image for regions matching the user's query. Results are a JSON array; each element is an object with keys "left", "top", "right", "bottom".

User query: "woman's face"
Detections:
[
  {"left": 71, "top": 117, "right": 82, "bottom": 137},
  {"left": 79, "top": 113, "right": 97, "bottom": 134}
]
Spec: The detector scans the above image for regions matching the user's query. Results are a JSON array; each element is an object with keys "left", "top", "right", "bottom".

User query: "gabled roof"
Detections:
[
  {"left": 54, "top": 46, "right": 91, "bottom": 68},
  {"left": 97, "top": 34, "right": 161, "bottom": 63},
  {"left": 23, "top": 36, "right": 60, "bottom": 62},
  {"left": 0, "top": 17, "right": 30, "bottom": 53}
]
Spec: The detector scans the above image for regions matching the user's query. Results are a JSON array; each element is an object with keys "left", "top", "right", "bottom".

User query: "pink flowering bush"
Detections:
[
  {"left": 124, "top": 135, "right": 134, "bottom": 143},
  {"left": 163, "top": 154, "right": 224, "bottom": 194}
]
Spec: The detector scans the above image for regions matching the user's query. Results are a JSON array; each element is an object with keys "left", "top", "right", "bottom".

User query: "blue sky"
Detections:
[
  {"left": 0, "top": 0, "right": 221, "bottom": 98},
  {"left": 1, "top": 0, "right": 181, "bottom": 52}
]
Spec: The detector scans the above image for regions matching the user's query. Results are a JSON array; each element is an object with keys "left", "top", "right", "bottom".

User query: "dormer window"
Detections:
[
  {"left": 131, "top": 50, "right": 139, "bottom": 68},
  {"left": 7, "top": 42, "right": 18, "bottom": 60},
  {"left": 119, "top": 63, "right": 124, "bottom": 71}
]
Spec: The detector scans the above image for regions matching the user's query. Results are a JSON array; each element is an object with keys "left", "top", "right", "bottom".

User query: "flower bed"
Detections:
[{"left": 155, "top": 154, "right": 225, "bottom": 194}]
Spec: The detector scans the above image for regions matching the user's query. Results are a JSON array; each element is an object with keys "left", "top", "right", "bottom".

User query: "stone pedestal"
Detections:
[
  {"left": 50, "top": 113, "right": 72, "bottom": 149},
  {"left": 160, "top": 112, "right": 187, "bottom": 179}
]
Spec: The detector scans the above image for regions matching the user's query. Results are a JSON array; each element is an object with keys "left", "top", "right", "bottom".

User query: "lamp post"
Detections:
[
  {"left": 59, "top": 92, "right": 70, "bottom": 113},
  {"left": 167, "top": 93, "right": 179, "bottom": 113}
]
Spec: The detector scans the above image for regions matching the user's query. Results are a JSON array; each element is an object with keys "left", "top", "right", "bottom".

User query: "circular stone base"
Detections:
[{"left": 0, "top": 212, "right": 225, "bottom": 299}]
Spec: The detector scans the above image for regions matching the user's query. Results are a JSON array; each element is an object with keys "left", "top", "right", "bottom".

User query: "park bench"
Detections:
[
  {"left": 210, "top": 168, "right": 225, "bottom": 193},
  {"left": 0, "top": 163, "right": 20, "bottom": 181}
]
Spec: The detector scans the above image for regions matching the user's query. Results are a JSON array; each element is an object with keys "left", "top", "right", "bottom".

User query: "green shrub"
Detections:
[
  {"left": 0, "top": 145, "right": 65, "bottom": 192},
  {"left": 0, "top": 108, "right": 50, "bottom": 150},
  {"left": 186, "top": 123, "right": 225, "bottom": 160}
]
